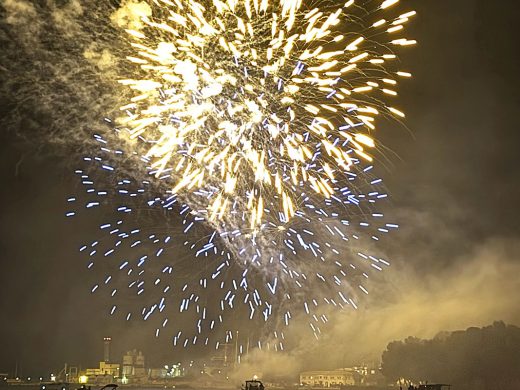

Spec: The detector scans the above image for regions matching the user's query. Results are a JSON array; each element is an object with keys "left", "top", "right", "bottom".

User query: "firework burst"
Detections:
[
  {"left": 65, "top": 0, "right": 415, "bottom": 351},
  {"left": 117, "top": 0, "right": 415, "bottom": 228}
]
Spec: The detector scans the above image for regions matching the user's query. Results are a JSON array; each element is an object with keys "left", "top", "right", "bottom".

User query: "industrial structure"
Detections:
[
  {"left": 103, "top": 337, "right": 111, "bottom": 363},
  {"left": 121, "top": 349, "right": 146, "bottom": 383},
  {"left": 78, "top": 338, "right": 184, "bottom": 385},
  {"left": 84, "top": 361, "right": 120, "bottom": 380}
]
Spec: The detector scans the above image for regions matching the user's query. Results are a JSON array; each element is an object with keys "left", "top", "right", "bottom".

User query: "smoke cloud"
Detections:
[{"left": 228, "top": 237, "right": 520, "bottom": 379}]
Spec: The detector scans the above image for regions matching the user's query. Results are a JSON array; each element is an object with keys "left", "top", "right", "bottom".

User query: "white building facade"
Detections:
[{"left": 300, "top": 370, "right": 357, "bottom": 387}]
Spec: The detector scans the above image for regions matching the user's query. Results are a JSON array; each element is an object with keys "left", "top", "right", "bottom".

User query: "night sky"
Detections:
[{"left": 1, "top": 0, "right": 519, "bottom": 378}]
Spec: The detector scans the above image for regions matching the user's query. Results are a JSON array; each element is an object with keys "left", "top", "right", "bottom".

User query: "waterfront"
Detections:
[{"left": 0, "top": 385, "right": 401, "bottom": 390}]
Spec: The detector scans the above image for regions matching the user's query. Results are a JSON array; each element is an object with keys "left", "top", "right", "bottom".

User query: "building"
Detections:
[
  {"left": 80, "top": 338, "right": 120, "bottom": 384},
  {"left": 122, "top": 350, "right": 146, "bottom": 380},
  {"left": 85, "top": 362, "right": 120, "bottom": 377},
  {"left": 300, "top": 369, "right": 358, "bottom": 387}
]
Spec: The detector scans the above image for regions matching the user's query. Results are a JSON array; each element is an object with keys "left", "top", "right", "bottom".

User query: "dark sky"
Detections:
[{"left": 1, "top": 0, "right": 520, "bottom": 378}]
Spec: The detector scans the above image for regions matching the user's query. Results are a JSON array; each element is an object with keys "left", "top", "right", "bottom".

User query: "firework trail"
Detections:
[{"left": 1, "top": 0, "right": 415, "bottom": 352}]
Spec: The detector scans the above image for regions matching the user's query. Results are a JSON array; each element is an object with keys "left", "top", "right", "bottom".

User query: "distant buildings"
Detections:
[
  {"left": 79, "top": 338, "right": 184, "bottom": 385},
  {"left": 84, "top": 362, "right": 120, "bottom": 378},
  {"left": 300, "top": 369, "right": 358, "bottom": 387},
  {"left": 299, "top": 366, "right": 384, "bottom": 387},
  {"left": 82, "top": 337, "right": 120, "bottom": 383},
  {"left": 122, "top": 349, "right": 146, "bottom": 380}
]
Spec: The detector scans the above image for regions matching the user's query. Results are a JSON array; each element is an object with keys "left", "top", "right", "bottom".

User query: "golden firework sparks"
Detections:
[{"left": 117, "top": 0, "right": 416, "bottom": 229}]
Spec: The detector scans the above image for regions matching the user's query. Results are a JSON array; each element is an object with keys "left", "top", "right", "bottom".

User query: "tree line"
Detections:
[{"left": 381, "top": 321, "right": 520, "bottom": 390}]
